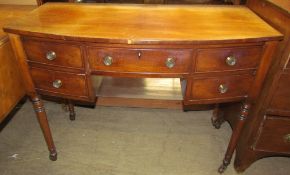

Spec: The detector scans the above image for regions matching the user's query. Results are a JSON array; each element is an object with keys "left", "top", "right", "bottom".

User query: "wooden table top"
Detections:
[{"left": 3, "top": 3, "right": 282, "bottom": 44}]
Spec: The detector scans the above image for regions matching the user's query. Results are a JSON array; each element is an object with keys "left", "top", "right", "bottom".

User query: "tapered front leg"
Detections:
[
  {"left": 8, "top": 34, "right": 58, "bottom": 161},
  {"left": 31, "top": 96, "right": 57, "bottom": 161},
  {"left": 218, "top": 102, "right": 250, "bottom": 173}
]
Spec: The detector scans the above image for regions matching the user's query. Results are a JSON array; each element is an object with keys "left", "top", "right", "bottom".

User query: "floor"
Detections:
[{"left": 0, "top": 101, "right": 289, "bottom": 175}]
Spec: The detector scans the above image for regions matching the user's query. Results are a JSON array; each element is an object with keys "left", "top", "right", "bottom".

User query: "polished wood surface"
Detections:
[
  {"left": 215, "top": 0, "right": 290, "bottom": 172},
  {"left": 0, "top": 40, "right": 25, "bottom": 122},
  {"left": 254, "top": 115, "right": 290, "bottom": 154},
  {"left": 4, "top": 3, "right": 282, "bottom": 44},
  {"left": 30, "top": 67, "right": 89, "bottom": 99},
  {"left": 268, "top": 73, "right": 290, "bottom": 113},
  {"left": 4, "top": 3, "right": 282, "bottom": 172},
  {"left": 0, "top": 5, "right": 35, "bottom": 40},
  {"left": 0, "top": 5, "right": 35, "bottom": 122},
  {"left": 189, "top": 74, "right": 253, "bottom": 101},
  {"left": 37, "top": 0, "right": 238, "bottom": 5},
  {"left": 195, "top": 46, "right": 262, "bottom": 72},
  {"left": 88, "top": 47, "right": 192, "bottom": 74},
  {"left": 267, "top": 0, "right": 290, "bottom": 12},
  {"left": 23, "top": 38, "right": 84, "bottom": 69}
]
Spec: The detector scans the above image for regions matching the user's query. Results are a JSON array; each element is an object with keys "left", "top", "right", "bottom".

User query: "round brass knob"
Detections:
[
  {"left": 225, "top": 56, "right": 237, "bottom": 66},
  {"left": 165, "top": 57, "right": 175, "bottom": 69},
  {"left": 283, "top": 134, "right": 290, "bottom": 143},
  {"left": 218, "top": 84, "right": 228, "bottom": 94},
  {"left": 46, "top": 51, "right": 56, "bottom": 61},
  {"left": 103, "top": 56, "right": 113, "bottom": 66},
  {"left": 52, "top": 79, "right": 62, "bottom": 89}
]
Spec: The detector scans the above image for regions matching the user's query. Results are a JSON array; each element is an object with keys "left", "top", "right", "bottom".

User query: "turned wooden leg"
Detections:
[
  {"left": 211, "top": 104, "right": 225, "bottom": 129},
  {"left": 68, "top": 100, "right": 76, "bottom": 121},
  {"left": 31, "top": 96, "right": 57, "bottom": 161},
  {"left": 218, "top": 103, "right": 250, "bottom": 173}
]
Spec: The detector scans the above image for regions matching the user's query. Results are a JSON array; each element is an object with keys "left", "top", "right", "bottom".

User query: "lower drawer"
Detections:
[
  {"left": 30, "top": 67, "right": 89, "bottom": 99},
  {"left": 254, "top": 115, "right": 290, "bottom": 154},
  {"left": 187, "top": 74, "right": 254, "bottom": 102}
]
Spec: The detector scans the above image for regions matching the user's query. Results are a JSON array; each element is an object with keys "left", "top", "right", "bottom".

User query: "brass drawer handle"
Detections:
[
  {"left": 165, "top": 57, "right": 175, "bottom": 68},
  {"left": 218, "top": 84, "right": 228, "bottom": 94},
  {"left": 46, "top": 51, "right": 56, "bottom": 61},
  {"left": 103, "top": 56, "right": 113, "bottom": 66},
  {"left": 284, "top": 134, "right": 290, "bottom": 143},
  {"left": 225, "top": 56, "right": 237, "bottom": 66},
  {"left": 52, "top": 79, "right": 62, "bottom": 89}
]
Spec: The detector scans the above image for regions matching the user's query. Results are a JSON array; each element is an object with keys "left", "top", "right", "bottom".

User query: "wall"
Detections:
[{"left": 0, "top": 0, "right": 37, "bottom": 5}]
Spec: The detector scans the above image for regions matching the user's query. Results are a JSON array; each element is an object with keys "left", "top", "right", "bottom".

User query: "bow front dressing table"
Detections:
[{"left": 3, "top": 3, "right": 282, "bottom": 173}]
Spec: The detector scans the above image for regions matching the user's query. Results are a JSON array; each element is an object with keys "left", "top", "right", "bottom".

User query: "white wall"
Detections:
[{"left": 0, "top": 0, "right": 37, "bottom": 5}]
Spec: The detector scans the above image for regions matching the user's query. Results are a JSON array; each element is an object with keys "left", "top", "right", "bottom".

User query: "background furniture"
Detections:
[
  {"left": 236, "top": 0, "right": 289, "bottom": 172},
  {"left": 215, "top": 0, "right": 289, "bottom": 172},
  {"left": 0, "top": 5, "right": 35, "bottom": 123}
]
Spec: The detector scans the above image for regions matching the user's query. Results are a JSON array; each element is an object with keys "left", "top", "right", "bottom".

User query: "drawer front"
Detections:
[
  {"left": 190, "top": 75, "right": 254, "bottom": 100},
  {"left": 269, "top": 73, "right": 290, "bottom": 112},
  {"left": 23, "top": 39, "right": 84, "bottom": 68},
  {"left": 30, "top": 68, "right": 88, "bottom": 98},
  {"left": 195, "top": 46, "right": 262, "bottom": 72},
  {"left": 255, "top": 116, "right": 290, "bottom": 154},
  {"left": 88, "top": 47, "right": 192, "bottom": 73}
]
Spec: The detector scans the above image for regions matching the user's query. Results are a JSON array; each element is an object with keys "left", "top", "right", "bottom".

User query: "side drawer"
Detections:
[
  {"left": 88, "top": 47, "right": 192, "bottom": 74},
  {"left": 30, "top": 67, "right": 89, "bottom": 99},
  {"left": 23, "top": 38, "right": 84, "bottom": 68},
  {"left": 195, "top": 46, "right": 262, "bottom": 72},
  {"left": 188, "top": 74, "right": 254, "bottom": 101},
  {"left": 269, "top": 73, "right": 290, "bottom": 112},
  {"left": 254, "top": 116, "right": 290, "bottom": 154}
]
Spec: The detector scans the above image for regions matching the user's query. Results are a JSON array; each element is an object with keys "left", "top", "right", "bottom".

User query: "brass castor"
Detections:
[
  {"left": 69, "top": 112, "right": 76, "bottom": 121},
  {"left": 218, "top": 160, "right": 229, "bottom": 173},
  {"left": 211, "top": 117, "right": 224, "bottom": 129},
  {"left": 49, "top": 150, "right": 57, "bottom": 161}
]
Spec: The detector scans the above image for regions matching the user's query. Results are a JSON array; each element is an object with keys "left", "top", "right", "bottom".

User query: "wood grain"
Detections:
[
  {"left": 88, "top": 47, "right": 192, "bottom": 74},
  {"left": 0, "top": 40, "right": 25, "bottom": 122},
  {"left": 0, "top": 5, "right": 35, "bottom": 41},
  {"left": 0, "top": 5, "right": 35, "bottom": 122},
  {"left": 23, "top": 38, "right": 84, "bottom": 69},
  {"left": 195, "top": 46, "right": 262, "bottom": 72},
  {"left": 3, "top": 3, "right": 282, "bottom": 44},
  {"left": 254, "top": 115, "right": 290, "bottom": 154}
]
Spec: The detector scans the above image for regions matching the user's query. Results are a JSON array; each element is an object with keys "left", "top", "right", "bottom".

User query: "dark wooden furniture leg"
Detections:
[
  {"left": 218, "top": 102, "right": 250, "bottom": 173},
  {"left": 68, "top": 100, "right": 76, "bottom": 121},
  {"left": 8, "top": 34, "right": 57, "bottom": 161},
  {"left": 31, "top": 96, "right": 57, "bottom": 161},
  {"left": 211, "top": 104, "right": 225, "bottom": 129}
]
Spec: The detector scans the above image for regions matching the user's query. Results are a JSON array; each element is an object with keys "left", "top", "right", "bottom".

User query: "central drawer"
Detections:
[{"left": 88, "top": 47, "right": 192, "bottom": 74}]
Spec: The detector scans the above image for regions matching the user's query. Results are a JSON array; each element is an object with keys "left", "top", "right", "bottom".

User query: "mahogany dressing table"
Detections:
[{"left": 3, "top": 3, "right": 282, "bottom": 173}]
